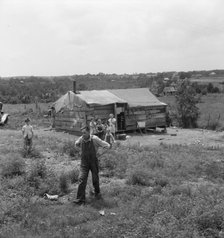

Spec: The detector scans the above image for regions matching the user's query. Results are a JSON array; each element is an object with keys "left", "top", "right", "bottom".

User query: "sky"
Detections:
[{"left": 1, "top": 0, "right": 224, "bottom": 77}]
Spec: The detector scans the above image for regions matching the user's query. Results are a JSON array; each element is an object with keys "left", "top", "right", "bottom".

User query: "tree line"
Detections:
[{"left": 0, "top": 70, "right": 223, "bottom": 104}]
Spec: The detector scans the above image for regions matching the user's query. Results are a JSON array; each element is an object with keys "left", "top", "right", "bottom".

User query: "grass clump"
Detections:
[
  {"left": 26, "top": 160, "right": 48, "bottom": 190},
  {"left": 61, "top": 140, "right": 80, "bottom": 159},
  {"left": 59, "top": 173, "right": 70, "bottom": 194},
  {"left": 126, "top": 169, "right": 153, "bottom": 186},
  {"left": 99, "top": 150, "right": 128, "bottom": 178},
  {"left": 1, "top": 154, "right": 25, "bottom": 178},
  {"left": 20, "top": 146, "right": 43, "bottom": 158},
  {"left": 67, "top": 168, "right": 79, "bottom": 184}
]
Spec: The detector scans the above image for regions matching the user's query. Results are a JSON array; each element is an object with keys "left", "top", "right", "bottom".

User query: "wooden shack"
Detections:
[
  {"left": 109, "top": 88, "right": 167, "bottom": 131},
  {"left": 52, "top": 90, "right": 126, "bottom": 134},
  {"left": 52, "top": 88, "right": 167, "bottom": 134}
]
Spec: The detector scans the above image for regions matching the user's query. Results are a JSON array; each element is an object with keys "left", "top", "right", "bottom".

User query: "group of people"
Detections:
[{"left": 89, "top": 113, "right": 116, "bottom": 145}]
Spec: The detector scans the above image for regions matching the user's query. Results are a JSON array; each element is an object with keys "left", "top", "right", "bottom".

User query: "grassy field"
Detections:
[
  {"left": 0, "top": 94, "right": 223, "bottom": 237},
  {"left": 1, "top": 129, "right": 224, "bottom": 237},
  {"left": 160, "top": 93, "right": 224, "bottom": 130},
  {"left": 3, "top": 102, "right": 52, "bottom": 130}
]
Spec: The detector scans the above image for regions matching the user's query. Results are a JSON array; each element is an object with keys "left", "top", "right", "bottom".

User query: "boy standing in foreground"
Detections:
[
  {"left": 22, "top": 118, "right": 34, "bottom": 154},
  {"left": 73, "top": 125, "right": 110, "bottom": 205}
]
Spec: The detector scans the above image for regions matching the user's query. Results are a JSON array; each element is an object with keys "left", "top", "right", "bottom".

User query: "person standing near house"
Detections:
[
  {"left": 104, "top": 127, "right": 116, "bottom": 146},
  {"left": 89, "top": 117, "right": 96, "bottom": 135},
  {"left": 96, "top": 118, "right": 105, "bottom": 139},
  {"left": 73, "top": 125, "right": 110, "bottom": 205},
  {"left": 22, "top": 118, "right": 34, "bottom": 154},
  {"left": 108, "top": 113, "right": 116, "bottom": 138}
]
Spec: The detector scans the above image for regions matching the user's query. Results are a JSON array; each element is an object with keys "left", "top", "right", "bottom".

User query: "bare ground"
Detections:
[{"left": 124, "top": 127, "right": 224, "bottom": 148}]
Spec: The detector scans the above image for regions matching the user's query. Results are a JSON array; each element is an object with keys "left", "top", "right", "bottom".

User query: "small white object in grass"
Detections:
[
  {"left": 99, "top": 210, "right": 105, "bottom": 216},
  {"left": 44, "top": 193, "right": 59, "bottom": 201}
]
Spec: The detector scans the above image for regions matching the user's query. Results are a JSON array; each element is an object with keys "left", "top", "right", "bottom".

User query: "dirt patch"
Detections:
[{"left": 122, "top": 127, "right": 224, "bottom": 148}]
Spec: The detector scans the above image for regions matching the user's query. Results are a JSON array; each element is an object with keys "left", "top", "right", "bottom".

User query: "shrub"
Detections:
[
  {"left": 21, "top": 147, "right": 43, "bottom": 158},
  {"left": 1, "top": 155, "right": 25, "bottom": 178},
  {"left": 196, "top": 209, "right": 224, "bottom": 232},
  {"left": 59, "top": 173, "right": 69, "bottom": 194},
  {"left": 99, "top": 151, "right": 128, "bottom": 178},
  {"left": 68, "top": 169, "right": 79, "bottom": 184},
  {"left": 176, "top": 79, "right": 200, "bottom": 128},
  {"left": 126, "top": 169, "right": 153, "bottom": 186},
  {"left": 204, "top": 161, "right": 224, "bottom": 180},
  {"left": 26, "top": 160, "right": 47, "bottom": 188},
  {"left": 206, "top": 119, "right": 221, "bottom": 131},
  {"left": 61, "top": 141, "right": 80, "bottom": 159}
]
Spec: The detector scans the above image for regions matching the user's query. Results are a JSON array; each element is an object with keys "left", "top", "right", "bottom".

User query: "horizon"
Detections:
[{"left": 1, "top": 68, "right": 224, "bottom": 79}]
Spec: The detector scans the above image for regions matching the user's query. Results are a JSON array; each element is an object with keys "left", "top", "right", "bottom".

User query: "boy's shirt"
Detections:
[{"left": 22, "top": 124, "right": 33, "bottom": 139}]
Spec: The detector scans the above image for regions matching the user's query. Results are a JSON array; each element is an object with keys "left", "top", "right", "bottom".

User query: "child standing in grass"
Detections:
[
  {"left": 22, "top": 118, "right": 34, "bottom": 154},
  {"left": 104, "top": 127, "right": 116, "bottom": 146}
]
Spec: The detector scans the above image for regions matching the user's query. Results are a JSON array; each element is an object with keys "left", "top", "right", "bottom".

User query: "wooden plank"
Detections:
[
  {"left": 57, "top": 111, "right": 85, "bottom": 118},
  {"left": 133, "top": 110, "right": 146, "bottom": 115},
  {"left": 90, "top": 105, "right": 114, "bottom": 111},
  {"left": 147, "top": 113, "right": 166, "bottom": 119},
  {"left": 126, "top": 125, "right": 137, "bottom": 130},
  {"left": 93, "top": 110, "right": 113, "bottom": 116},
  {"left": 134, "top": 115, "right": 147, "bottom": 120},
  {"left": 55, "top": 117, "right": 84, "bottom": 122},
  {"left": 55, "top": 124, "right": 82, "bottom": 131},
  {"left": 125, "top": 114, "right": 146, "bottom": 121},
  {"left": 146, "top": 118, "right": 166, "bottom": 127}
]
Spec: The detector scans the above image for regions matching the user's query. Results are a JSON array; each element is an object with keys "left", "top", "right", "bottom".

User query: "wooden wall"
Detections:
[
  {"left": 55, "top": 104, "right": 167, "bottom": 134},
  {"left": 55, "top": 104, "right": 114, "bottom": 134},
  {"left": 125, "top": 106, "right": 167, "bottom": 131},
  {"left": 55, "top": 107, "right": 87, "bottom": 134}
]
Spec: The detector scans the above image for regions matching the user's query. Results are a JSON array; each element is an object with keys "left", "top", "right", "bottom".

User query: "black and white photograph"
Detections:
[{"left": 1, "top": 0, "right": 224, "bottom": 237}]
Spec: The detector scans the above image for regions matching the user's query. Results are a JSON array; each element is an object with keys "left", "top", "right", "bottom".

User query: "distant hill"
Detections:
[{"left": 0, "top": 70, "right": 224, "bottom": 104}]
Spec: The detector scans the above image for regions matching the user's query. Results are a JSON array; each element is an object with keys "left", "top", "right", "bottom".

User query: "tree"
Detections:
[
  {"left": 175, "top": 79, "right": 200, "bottom": 128},
  {"left": 179, "top": 72, "right": 192, "bottom": 79},
  {"left": 207, "top": 83, "right": 214, "bottom": 93}
]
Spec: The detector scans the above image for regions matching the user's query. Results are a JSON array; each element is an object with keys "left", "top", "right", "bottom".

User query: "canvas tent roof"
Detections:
[
  {"left": 52, "top": 90, "right": 126, "bottom": 113},
  {"left": 78, "top": 90, "right": 126, "bottom": 105},
  {"left": 52, "top": 91, "right": 85, "bottom": 113},
  {"left": 53, "top": 88, "right": 166, "bottom": 113},
  {"left": 109, "top": 88, "right": 166, "bottom": 107}
]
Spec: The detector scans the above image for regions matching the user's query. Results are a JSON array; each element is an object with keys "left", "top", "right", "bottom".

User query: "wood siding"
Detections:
[
  {"left": 55, "top": 104, "right": 167, "bottom": 134},
  {"left": 125, "top": 106, "right": 167, "bottom": 130}
]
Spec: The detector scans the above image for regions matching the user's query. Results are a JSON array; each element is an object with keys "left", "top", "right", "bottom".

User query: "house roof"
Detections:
[
  {"left": 109, "top": 88, "right": 166, "bottom": 107},
  {"left": 78, "top": 90, "right": 126, "bottom": 105},
  {"left": 53, "top": 88, "right": 166, "bottom": 112}
]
